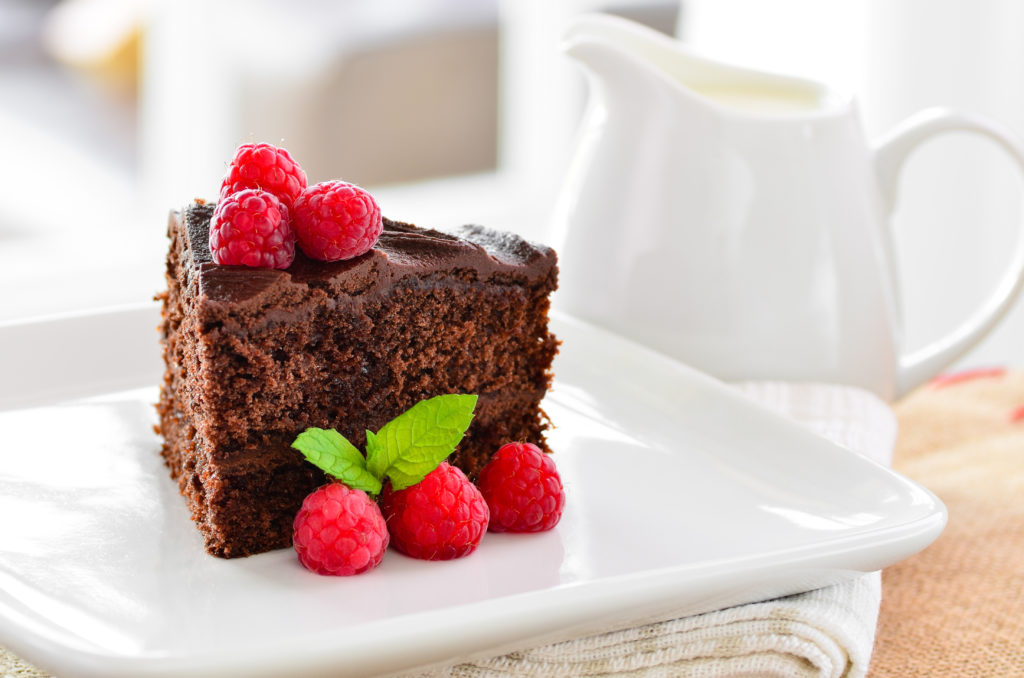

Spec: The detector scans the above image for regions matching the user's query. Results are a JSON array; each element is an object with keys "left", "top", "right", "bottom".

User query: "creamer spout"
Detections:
[
  {"left": 562, "top": 13, "right": 841, "bottom": 117},
  {"left": 560, "top": 13, "right": 668, "bottom": 87}
]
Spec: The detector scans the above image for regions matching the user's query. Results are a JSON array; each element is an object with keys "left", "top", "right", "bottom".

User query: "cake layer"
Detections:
[{"left": 158, "top": 201, "right": 559, "bottom": 557}]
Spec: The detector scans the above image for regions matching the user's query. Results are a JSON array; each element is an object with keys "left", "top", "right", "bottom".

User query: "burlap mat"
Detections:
[{"left": 869, "top": 369, "right": 1024, "bottom": 677}]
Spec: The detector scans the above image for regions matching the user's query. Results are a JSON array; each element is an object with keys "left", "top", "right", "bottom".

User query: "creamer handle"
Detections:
[{"left": 874, "top": 108, "right": 1024, "bottom": 397}]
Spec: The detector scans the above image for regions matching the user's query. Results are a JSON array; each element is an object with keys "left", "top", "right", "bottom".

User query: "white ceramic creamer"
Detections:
[{"left": 551, "top": 13, "right": 1024, "bottom": 400}]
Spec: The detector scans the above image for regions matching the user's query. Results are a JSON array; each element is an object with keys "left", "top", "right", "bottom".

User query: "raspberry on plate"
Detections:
[
  {"left": 219, "top": 143, "right": 307, "bottom": 211},
  {"left": 292, "top": 483, "right": 389, "bottom": 576},
  {"left": 477, "top": 442, "right": 565, "bottom": 533},
  {"left": 380, "top": 462, "right": 489, "bottom": 560},
  {"left": 292, "top": 180, "right": 383, "bottom": 262},
  {"left": 208, "top": 188, "right": 295, "bottom": 269}
]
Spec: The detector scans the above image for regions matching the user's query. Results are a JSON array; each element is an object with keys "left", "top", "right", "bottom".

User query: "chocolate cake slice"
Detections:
[{"left": 157, "top": 201, "right": 559, "bottom": 558}]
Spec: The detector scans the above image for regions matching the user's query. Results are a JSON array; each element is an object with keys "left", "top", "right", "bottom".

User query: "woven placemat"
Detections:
[{"left": 869, "top": 370, "right": 1024, "bottom": 676}]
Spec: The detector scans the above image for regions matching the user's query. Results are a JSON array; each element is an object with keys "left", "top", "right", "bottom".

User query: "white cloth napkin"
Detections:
[{"left": 414, "top": 382, "right": 897, "bottom": 678}]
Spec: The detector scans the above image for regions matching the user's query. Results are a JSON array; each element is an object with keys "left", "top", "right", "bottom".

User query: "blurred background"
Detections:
[{"left": 2, "top": 0, "right": 1024, "bottom": 370}]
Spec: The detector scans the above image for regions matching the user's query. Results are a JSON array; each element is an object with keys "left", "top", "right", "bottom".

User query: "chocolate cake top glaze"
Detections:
[{"left": 178, "top": 202, "right": 557, "bottom": 309}]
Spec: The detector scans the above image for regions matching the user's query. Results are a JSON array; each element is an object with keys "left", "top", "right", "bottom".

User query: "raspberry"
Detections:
[
  {"left": 380, "top": 462, "right": 489, "bottom": 560},
  {"left": 477, "top": 442, "right": 565, "bottom": 533},
  {"left": 219, "top": 143, "right": 307, "bottom": 211},
  {"left": 292, "top": 180, "right": 383, "bottom": 261},
  {"left": 292, "top": 483, "right": 389, "bottom": 576},
  {"left": 209, "top": 188, "right": 295, "bottom": 269}
]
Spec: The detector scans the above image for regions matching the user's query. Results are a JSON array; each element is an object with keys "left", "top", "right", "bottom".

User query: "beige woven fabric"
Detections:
[
  {"left": 0, "top": 652, "right": 43, "bottom": 678},
  {"left": 869, "top": 371, "right": 1024, "bottom": 677}
]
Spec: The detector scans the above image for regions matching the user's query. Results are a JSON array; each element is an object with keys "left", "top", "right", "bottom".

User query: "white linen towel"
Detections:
[{"left": 413, "top": 382, "right": 897, "bottom": 678}]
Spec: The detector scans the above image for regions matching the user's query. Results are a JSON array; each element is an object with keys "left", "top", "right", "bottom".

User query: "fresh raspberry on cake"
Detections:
[
  {"left": 477, "top": 442, "right": 565, "bottom": 533},
  {"left": 219, "top": 143, "right": 307, "bottom": 211},
  {"left": 292, "top": 483, "right": 389, "bottom": 576},
  {"left": 381, "top": 462, "right": 489, "bottom": 560},
  {"left": 209, "top": 188, "right": 295, "bottom": 269},
  {"left": 292, "top": 180, "right": 383, "bottom": 261}
]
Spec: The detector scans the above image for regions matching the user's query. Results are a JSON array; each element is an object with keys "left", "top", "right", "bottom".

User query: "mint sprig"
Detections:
[{"left": 290, "top": 394, "right": 478, "bottom": 495}]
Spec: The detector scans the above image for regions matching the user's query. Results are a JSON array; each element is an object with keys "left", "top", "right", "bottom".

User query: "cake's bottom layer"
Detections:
[{"left": 158, "top": 386, "right": 549, "bottom": 558}]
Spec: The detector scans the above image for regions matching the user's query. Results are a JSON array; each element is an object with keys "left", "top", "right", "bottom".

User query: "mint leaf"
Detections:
[
  {"left": 365, "top": 429, "right": 385, "bottom": 478},
  {"left": 373, "top": 394, "right": 477, "bottom": 490},
  {"left": 291, "top": 428, "right": 382, "bottom": 496}
]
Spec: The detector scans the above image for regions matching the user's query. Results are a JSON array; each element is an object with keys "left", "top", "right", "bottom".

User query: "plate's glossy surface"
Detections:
[{"left": 0, "top": 306, "right": 945, "bottom": 678}]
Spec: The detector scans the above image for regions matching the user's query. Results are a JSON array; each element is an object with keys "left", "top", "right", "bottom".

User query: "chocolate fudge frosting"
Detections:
[{"left": 179, "top": 202, "right": 557, "bottom": 308}]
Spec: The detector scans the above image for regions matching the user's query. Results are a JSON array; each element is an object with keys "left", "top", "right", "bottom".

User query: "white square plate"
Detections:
[{"left": 0, "top": 305, "right": 944, "bottom": 678}]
